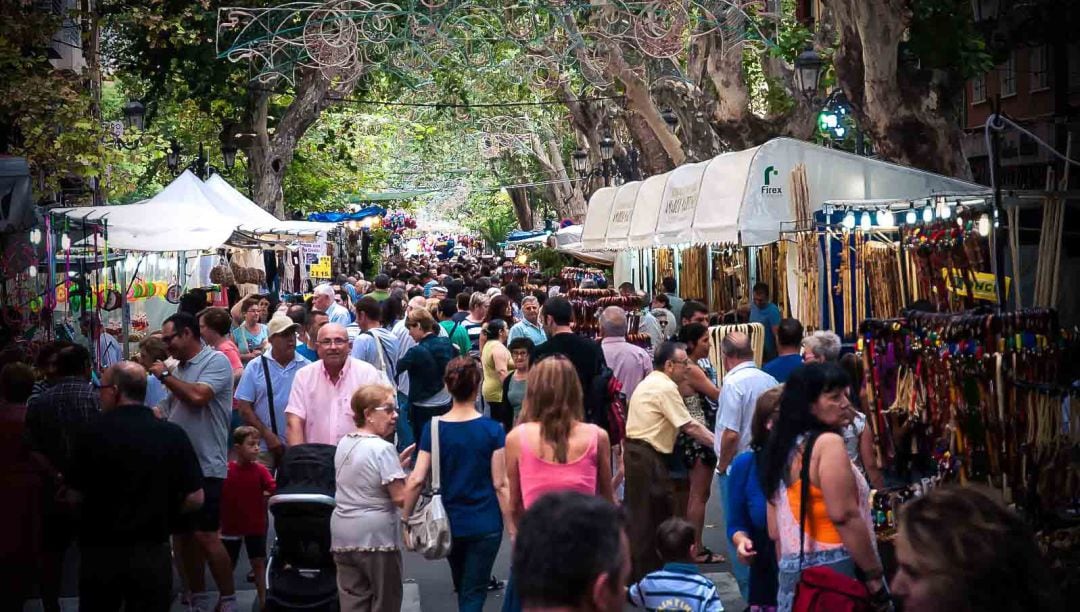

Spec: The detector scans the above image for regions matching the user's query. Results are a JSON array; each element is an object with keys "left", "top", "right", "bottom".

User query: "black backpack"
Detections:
[{"left": 587, "top": 366, "right": 628, "bottom": 446}]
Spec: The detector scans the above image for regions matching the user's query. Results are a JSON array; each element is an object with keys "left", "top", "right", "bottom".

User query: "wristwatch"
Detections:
[{"left": 157, "top": 370, "right": 172, "bottom": 382}]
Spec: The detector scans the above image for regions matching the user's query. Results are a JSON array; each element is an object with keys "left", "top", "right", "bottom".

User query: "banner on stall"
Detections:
[
  {"left": 941, "top": 268, "right": 1009, "bottom": 302},
  {"left": 310, "top": 256, "right": 332, "bottom": 279}
]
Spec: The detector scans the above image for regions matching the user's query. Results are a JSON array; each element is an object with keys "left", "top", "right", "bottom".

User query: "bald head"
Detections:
[
  {"left": 721, "top": 331, "right": 754, "bottom": 362},
  {"left": 600, "top": 306, "right": 628, "bottom": 338},
  {"left": 103, "top": 361, "right": 148, "bottom": 409},
  {"left": 316, "top": 323, "right": 351, "bottom": 369},
  {"left": 407, "top": 296, "right": 427, "bottom": 312}
]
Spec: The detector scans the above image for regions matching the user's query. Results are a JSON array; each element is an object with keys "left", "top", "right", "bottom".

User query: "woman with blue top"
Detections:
[
  {"left": 726, "top": 386, "right": 782, "bottom": 610},
  {"left": 232, "top": 296, "right": 268, "bottom": 364},
  {"left": 403, "top": 356, "right": 511, "bottom": 612}
]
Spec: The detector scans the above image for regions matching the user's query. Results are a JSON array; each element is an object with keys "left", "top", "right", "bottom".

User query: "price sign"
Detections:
[{"left": 309, "top": 256, "right": 332, "bottom": 278}]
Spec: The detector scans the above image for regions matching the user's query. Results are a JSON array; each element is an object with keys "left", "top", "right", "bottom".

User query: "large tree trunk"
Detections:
[
  {"left": 248, "top": 67, "right": 337, "bottom": 219},
  {"left": 825, "top": 0, "right": 972, "bottom": 179},
  {"left": 506, "top": 186, "right": 534, "bottom": 230}
]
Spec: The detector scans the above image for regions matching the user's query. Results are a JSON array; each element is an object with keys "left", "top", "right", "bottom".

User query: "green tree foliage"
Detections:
[{"left": 0, "top": 6, "right": 112, "bottom": 196}]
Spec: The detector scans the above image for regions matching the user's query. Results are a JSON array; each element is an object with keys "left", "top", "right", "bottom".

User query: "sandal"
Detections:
[{"left": 695, "top": 547, "right": 726, "bottom": 564}]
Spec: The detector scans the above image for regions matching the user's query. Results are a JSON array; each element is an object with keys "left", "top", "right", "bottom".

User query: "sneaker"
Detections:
[
  {"left": 190, "top": 592, "right": 215, "bottom": 612},
  {"left": 487, "top": 575, "right": 505, "bottom": 591},
  {"left": 217, "top": 594, "right": 239, "bottom": 612}
]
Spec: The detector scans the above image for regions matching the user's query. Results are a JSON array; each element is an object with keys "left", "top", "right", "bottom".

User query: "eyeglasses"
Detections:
[
  {"left": 372, "top": 405, "right": 398, "bottom": 413},
  {"left": 317, "top": 338, "right": 349, "bottom": 347}
]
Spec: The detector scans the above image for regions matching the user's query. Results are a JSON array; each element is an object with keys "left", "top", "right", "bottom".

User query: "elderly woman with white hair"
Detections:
[{"left": 801, "top": 330, "right": 842, "bottom": 363}]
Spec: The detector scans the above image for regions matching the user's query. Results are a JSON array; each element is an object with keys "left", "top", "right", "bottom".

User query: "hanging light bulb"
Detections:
[
  {"left": 859, "top": 211, "right": 872, "bottom": 231},
  {"left": 28, "top": 265, "right": 37, "bottom": 277},
  {"left": 30, "top": 229, "right": 42, "bottom": 244},
  {"left": 938, "top": 200, "right": 952, "bottom": 220},
  {"left": 61, "top": 234, "right": 71, "bottom": 250},
  {"left": 841, "top": 209, "right": 856, "bottom": 230},
  {"left": 921, "top": 205, "right": 934, "bottom": 223},
  {"left": 977, "top": 213, "right": 991, "bottom": 237},
  {"left": 905, "top": 204, "right": 917, "bottom": 225},
  {"left": 877, "top": 209, "right": 895, "bottom": 228}
]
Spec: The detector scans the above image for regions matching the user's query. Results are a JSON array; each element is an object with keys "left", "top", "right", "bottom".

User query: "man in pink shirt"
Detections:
[
  {"left": 284, "top": 323, "right": 390, "bottom": 445},
  {"left": 599, "top": 306, "right": 652, "bottom": 401}
]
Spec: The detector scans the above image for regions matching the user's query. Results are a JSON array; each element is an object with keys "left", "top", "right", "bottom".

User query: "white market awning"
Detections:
[
  {"left": 56, "top": 171, "right": 235, "bottom": 252},
  {"left": 202, "top": 174, "right": 335, "bottom": 237},
  {"left": 581, "top": 138, "right": 989, "bottom": 249}
]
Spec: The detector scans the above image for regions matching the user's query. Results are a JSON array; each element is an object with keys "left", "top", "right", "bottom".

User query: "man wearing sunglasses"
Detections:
[
  {"left": 151, "top": 312, "right": 237, "bottom": 612},
  {"left": 285, "top": 323, "right": 391, "bottom": 446}
]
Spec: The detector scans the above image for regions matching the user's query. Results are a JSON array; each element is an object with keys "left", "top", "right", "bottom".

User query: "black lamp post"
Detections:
[
  {"left": 793, "top": 45, "right": 825, "bottom": 103},
  {"left": 599, "top": 135, "right": 615, "bottom": 162},
  {"left": 165, "top": 141, "right": 181, "bottom": 172},
  {"left": 571, "top": 148, "right": 589, "bottom": 175},
  {"left": 121, "top": 100, "right": 145, "bottom": 132}
]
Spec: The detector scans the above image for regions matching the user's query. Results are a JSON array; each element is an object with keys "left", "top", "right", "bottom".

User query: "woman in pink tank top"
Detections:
[
  {"left": 505, "top": 356, "right": 615, "bottom": 522},
  {"left": 503, "top": 356, "right": 615, "bottom": 612}
]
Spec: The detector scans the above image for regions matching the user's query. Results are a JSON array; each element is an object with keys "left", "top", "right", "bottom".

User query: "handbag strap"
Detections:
[
  {"left": 798, "top": 430, "right": 822, "bottom": 572},
  {"left": 261, "top": 355, "right": 278, "bottom": 436},
  {"left": 431, "top": 416, "right": 441, "bottom": 493}
]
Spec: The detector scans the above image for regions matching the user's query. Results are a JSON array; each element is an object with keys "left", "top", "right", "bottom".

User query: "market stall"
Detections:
[{"left": 579, "top": 138, "right": 989, "bottom": 331}]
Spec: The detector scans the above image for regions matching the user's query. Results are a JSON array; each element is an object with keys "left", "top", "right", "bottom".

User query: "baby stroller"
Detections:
[{"left": 266, "top": 444, "right": 339, "bottom": 611}]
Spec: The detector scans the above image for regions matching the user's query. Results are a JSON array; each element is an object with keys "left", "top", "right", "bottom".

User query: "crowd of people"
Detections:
[{"left": 0, "top": 254, "right": 1061, "bottom": 612}]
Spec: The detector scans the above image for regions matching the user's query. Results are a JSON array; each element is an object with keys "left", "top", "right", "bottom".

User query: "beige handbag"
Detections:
[{"left": 403, "top": 417, "right": 453, "bottom": 559}]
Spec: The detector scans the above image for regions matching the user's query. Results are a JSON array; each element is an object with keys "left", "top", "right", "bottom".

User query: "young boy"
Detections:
[
  {"left": 628, "top": 517, "right": 724, "bottom": 611},
  {"left": 220, "top": 426, "right": 277, "bottom": 610}
]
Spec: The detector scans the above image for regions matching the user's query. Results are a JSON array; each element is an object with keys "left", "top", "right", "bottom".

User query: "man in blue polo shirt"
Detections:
[
  {"left": 234, "top": 315, "right": 310, "bottom": 469},
  {"left": 749, "top": 282, "right": 782, "bottom": 361}
]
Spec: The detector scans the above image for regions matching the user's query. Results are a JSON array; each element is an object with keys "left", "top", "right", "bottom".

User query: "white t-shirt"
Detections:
[{"left": 331, "top": 433, "right": 406, "bottom": 552}]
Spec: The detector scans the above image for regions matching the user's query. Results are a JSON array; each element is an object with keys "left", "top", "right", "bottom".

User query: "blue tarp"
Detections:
[
  {"left": 307, "top": 206, "right": 386, "bottom": 223},
  {"left": 505, "top": 229, "right": 548, "bottom": 243}
]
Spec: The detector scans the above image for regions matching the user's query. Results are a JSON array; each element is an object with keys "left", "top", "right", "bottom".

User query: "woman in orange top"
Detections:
[{"left": 760, "top": 363, "right": 888, "bottom": 612}]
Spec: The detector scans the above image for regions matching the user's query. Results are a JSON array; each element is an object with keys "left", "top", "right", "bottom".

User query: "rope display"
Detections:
[{"left": 706, "top": 322, "right": 765, "bottom": 383}]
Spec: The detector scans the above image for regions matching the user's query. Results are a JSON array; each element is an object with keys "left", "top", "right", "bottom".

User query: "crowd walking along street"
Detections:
[{"left": 3, "top": 1, "right": 1079, "bottom": 611}]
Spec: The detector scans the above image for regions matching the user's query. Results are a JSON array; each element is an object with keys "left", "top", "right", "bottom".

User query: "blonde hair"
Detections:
[
  {"left": 406, "top": 307, "right": 437, "bottom": 333},
  {"left": 350, "top": 384, "right": 395, "bottom": 427},
  {"left": 519, "top": 356, "right": 584, "bottom": 463}
]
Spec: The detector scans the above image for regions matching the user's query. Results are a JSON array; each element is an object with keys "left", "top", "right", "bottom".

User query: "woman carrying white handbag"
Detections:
[{"left": 403, "top": 356, "right": 512, "bottom": 612}]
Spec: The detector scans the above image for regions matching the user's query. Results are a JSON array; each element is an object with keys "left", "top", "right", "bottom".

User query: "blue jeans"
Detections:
[
  {"left": 716, "top": 471, "right": 750, "bottom": 599},
  {"left": 395, "top": 391, "right": 414, "bottom": 452},
  {"left": 448, "top": 531, "right": 501, "bottom": 612}
]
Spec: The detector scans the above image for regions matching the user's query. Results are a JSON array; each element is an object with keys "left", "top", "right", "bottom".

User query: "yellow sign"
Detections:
[
  {"left": 309, "top": 256, "right": 332, "bottom": 278},
  {"left": 941, "top": 269, "right": 1009, "bottom": 302}
]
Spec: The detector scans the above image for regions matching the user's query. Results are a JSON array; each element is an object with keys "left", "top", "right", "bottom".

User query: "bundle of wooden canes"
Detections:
[{"left": 790, "top": 164, "right": 820, "bottom": 330}]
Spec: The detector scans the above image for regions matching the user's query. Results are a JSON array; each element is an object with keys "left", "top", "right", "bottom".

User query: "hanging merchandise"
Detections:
[
  {"left": 706, "top": 322, "right": 766, "bottom": 382},
  {"left": 859, "top": 308, "right": 1077, "bottom": 521},
  {"left": 791, "top": 165, "right": 819, "bottom": 329},
  {"left": 560, "top": 266, "right": 607, "bottom": 288},
  {"left": 754, "top": 242, "right": 790, "bottom": 317},
  {"left": 862, "top": 240, "right": 904, "bottom": 320},
  {"left": 653, "top": 248, "right": 674, "bottom": 291},
  {"left": 677, "top": 245, "right": 708, "bottom": 303},
  {"left": 710, "top": 244, "right": 747, "bottom": 317}
]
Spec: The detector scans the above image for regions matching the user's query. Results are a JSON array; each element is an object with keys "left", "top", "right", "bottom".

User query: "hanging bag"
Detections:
[
  {"left": 260, "top": 355, "right": 285, "bottom": 463},
  {"left": 792, "top": 432, "right": 873, "bottom": 612},
  {"left": 403, "top": 416, "right": 452, "bottom": 559}
]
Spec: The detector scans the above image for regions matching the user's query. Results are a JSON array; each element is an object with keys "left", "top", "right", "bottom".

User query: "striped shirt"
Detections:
[{"left": 627, "top": 563, "right": 723, "bottom": 612}]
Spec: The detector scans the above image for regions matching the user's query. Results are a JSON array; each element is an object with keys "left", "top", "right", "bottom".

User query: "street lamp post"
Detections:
[{"left": 793, "top": 45, "right": 825, "bottom": 103}]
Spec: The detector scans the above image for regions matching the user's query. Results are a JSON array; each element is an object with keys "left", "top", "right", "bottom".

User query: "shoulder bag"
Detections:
[
  {"left": 792, "top": 431, "right": 873, "bottom": 612},
  {"left": 403, "top": 416, "right": 453, "bottom": 559},
  {"left": 260, "top": 356, "right": 285, "bottom": 463}
]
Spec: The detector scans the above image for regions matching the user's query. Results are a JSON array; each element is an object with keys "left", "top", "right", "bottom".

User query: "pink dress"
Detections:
[{"left": 519, "top": 423, "right": 600, "bottom": 508}]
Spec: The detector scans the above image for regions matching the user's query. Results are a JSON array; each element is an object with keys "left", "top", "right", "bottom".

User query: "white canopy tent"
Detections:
[
  {"left": 582, "top": 138, "right": 989, "bottom": 250},
  {"left": 56, "top": 170, "right": 235, "bottom": 252},
  {"left": 202, "top": 174, "right": 335, "bottom": 237}
]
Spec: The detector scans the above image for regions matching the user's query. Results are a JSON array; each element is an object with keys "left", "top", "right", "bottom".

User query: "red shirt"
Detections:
[{"left": 220, "top": 460, "right": 276, "bottom": 536}]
